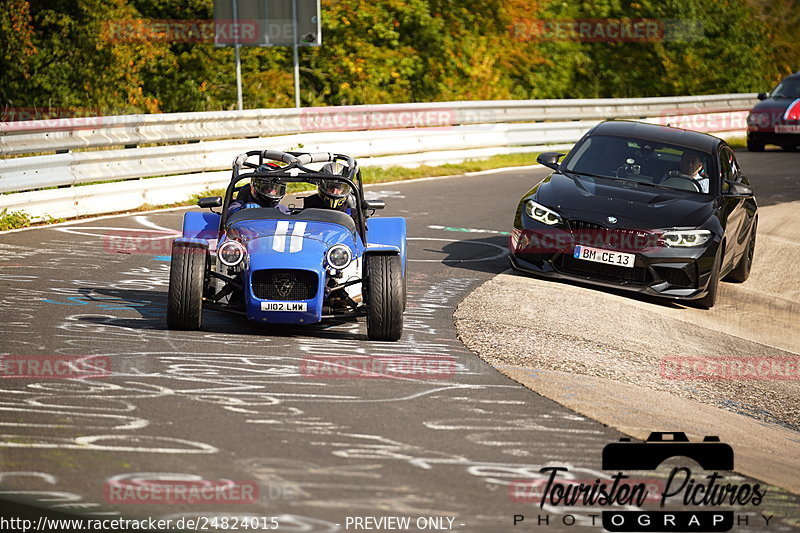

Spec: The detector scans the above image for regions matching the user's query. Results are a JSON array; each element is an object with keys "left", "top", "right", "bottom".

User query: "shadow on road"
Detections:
[{"left": 72, "top": 287, "right": 368, "bottom": 340}]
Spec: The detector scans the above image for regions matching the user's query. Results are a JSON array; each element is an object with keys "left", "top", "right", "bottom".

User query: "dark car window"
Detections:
[
  {"left": 770, "top": 77, "right": 800, "bottom": 98},
  {"left": 562, "top": 134, "right": 712, "bottom": 194},
  {"left": 719, "top": 145, "right": 744, "bottom": 193},
  {"left": 718, "top": 147, "right": 734, "bottom": 192},
  {"left": 727, "top": 148, "right": 742, "bottom": 182}
]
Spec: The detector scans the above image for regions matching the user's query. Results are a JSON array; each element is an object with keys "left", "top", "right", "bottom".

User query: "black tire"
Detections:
[
  {"left": 725, "top": 223, "right": 756, "bottom": 283},
  {"left": 746, "top": 138, "right": 764, "bottom": 152},
  {"left": 783, "top": 144, "right": 799, "bottom": 152},
  {"left": 366, "top": 254, "right": 404, "bottom": 341},
  {"left": 402, "top": 262, "right": 407, "bottom": 310},
  {"left": 696, "top": 246, "right": 722, "bottom": 309},
  {"left": 167, "top": 241, "right": 207, "bottom": 330}
]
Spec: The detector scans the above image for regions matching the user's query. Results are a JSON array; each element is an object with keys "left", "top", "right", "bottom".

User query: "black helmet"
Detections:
[
  {"left": 251, "top": 164, "right": 286, "bottom": 205},
  {"left": 318, "top": 162, "right": 352, "bottom": 209}
]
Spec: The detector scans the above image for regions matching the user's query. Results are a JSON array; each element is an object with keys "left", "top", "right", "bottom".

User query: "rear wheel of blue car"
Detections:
[
  {"left": 366, "top": 254, "right": 404, "bottom": 341},
  {"left": 167, "top": 241, "right": 207, "bottom": 330}
]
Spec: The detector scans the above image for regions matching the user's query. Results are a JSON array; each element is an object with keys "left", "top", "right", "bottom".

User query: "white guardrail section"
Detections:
[{"left": 0, "top": 94, "right": 755, "bottom": 220}]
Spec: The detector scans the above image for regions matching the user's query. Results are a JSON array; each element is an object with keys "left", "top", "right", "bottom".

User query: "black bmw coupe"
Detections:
[{"left": 509, "top": 120, "right": 758, "bottom": 308}]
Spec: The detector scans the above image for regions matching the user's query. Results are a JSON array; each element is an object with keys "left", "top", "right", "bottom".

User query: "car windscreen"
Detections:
[
  {"left": 561, "top": 134, "right": 713, "bottom": 194},
  {"left": 771, "top": 78, "right": 800, "bottom": 98}
]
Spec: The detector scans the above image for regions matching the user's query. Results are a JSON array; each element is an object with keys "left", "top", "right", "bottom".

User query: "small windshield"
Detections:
[
  {"left": 562, "top": 134, "right": 713, "bottom": 194},
  {"left": 771, "top": 78, "right": 800, "bottom": 99}
]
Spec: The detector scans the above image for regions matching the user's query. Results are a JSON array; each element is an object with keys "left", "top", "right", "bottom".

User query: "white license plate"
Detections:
[
  {"left": 573, "top": 245, "right": 635, "bottom": 268},
  {"left": 261, "top": 301, "right": 307, "bottom": 312},
  {"left": 775, "top": 125, "right": 800, "bottom": 133}
]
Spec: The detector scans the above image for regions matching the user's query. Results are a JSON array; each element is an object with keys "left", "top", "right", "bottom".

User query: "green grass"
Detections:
[
  {"left": 0, "top": 209, "right": 33, "bottom": 231},
  {"left": 0, "top": 209, "right": 64, "bottom": 231},
  {"left": 360, "top": 152, "right": 543, "bottom": 183},
  {"left": 0, "top": 151, "right": 544, "bottom": 231},
  {"left": 181, "top": 152, "right": 544, "bottom": 206},
  {"left": 724, "top": 136, "right": 747, "bottom": 149}
]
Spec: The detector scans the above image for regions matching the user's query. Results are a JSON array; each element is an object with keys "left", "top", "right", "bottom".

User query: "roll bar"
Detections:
[{"left": 222, "top": 150, "right": 367, "bottom": 240}]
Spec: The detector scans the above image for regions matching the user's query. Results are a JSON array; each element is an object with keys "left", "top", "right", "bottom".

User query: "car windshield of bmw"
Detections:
[{"left": 560, "top": 134, "right": 713, "bottom": 194}]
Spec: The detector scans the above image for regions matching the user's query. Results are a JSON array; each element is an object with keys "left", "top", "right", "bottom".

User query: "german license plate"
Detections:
[
  {"left": 573, "top": 245, "right": 635, "bottom": 268},
  {"left": 261, "top": 302, "right": 307, "bottom": 311},
  {"left": 775, "top": 125, "right": 800, "bottom": 133}
]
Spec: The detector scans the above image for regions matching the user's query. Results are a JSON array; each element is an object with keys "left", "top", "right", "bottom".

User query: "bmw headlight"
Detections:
[
  {"left": 326, "top": 244, "right": 352, "bottom": 269},
  {"left": 525, "top": 200, "right": 562, "bottom": 226},
  {"left": 660, "top": 229, "right": 712, "bottom": 247},
  {"left": 218, "top": 240, "right": 247, "bottom": 266}
]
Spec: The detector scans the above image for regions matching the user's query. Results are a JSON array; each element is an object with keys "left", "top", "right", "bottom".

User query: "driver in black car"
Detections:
[
  {"left": 303, "top": 161, "right": 355, "bottom": 213},
  {"left": 229, "top": 163, "right": 290, "bottom": 214},
  {"left": 679, "top": 152, "right": 709, "bottom": 193}
]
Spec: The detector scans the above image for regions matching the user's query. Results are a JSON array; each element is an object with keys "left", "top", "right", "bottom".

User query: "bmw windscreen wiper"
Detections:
[
  {"left": 563, "top": 169, "right": 676, "bottom": 190},
  {"left": 621, "top": 179, "right": 676, "bottom": 191},
  {"left": 562, "top": 169, "right": 610, "bottom": 180}
]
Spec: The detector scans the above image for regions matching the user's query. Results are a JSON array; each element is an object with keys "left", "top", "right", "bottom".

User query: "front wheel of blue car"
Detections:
[
  {"left": 366, "top": 254, "right": 404, "bottom": 341},
  {"left": 167, "top": 241, "right": 207, "bottom": 330}
]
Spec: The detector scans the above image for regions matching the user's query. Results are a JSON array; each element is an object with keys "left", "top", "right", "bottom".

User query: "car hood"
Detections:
[
  {"left": 227, "top": 219, "right": 356, "bottom": 249},
  {"left": 534, "top": 173, "right": 714, "bottom": 229}
]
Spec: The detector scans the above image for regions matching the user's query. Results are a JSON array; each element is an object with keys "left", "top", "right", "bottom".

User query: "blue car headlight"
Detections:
[
  {"left": 525, "top": 200, "right": 562, "bottom": 226},
  {"left": 326, "top": 244, "right": 352, "bottom": 269},
  {"left": 218, "top": 240, "right": 247, "bottom": 266}
]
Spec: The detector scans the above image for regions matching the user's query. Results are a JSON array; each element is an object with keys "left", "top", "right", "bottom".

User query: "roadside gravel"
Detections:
[{"left": 455, "top": 200, "right": 800, "bottom": 492}]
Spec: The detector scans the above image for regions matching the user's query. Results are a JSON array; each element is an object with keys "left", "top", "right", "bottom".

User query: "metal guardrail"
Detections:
[
  {"left": 0, "top": 94, "right": 755, "bottom": 156},
  {"left": 0, "top": 95, "right": 755, "bottom": 221}
]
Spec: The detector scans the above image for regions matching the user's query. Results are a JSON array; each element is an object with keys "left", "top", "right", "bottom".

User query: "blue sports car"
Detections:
[{"left": 167, "top": 150, "right": 407, "bottom": 341}]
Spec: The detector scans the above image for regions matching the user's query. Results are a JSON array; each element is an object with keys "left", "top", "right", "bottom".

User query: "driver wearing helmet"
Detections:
[
  {"left": 228, "top": 163, "right": 290, "bottom": 214},
  {"left": 302, "top": 161, "right": 354, "bottom": 212}
]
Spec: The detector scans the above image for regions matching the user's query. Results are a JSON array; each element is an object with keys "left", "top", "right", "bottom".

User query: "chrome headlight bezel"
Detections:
[
  {"left": 524, "top": 200, "right": 562, "bottom": 226},
  {"left": 659, "top": 229, "right": 712, "bottom": 248},
  {"left": 218, "top": 240, "right": 247, "bottom": 266},
  {"left": 326, "top": 244, "right": 353, "bottom": 269}
]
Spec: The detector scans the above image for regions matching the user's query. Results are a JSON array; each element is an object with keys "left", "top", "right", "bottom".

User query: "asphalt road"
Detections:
[{"left": 0, "top": 150, "right": 798, "bottom": 532}]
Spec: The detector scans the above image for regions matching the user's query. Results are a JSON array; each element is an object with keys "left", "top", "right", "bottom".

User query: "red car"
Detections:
[{"left": 746, "top": 71, "right": 800, "bottom": 151}]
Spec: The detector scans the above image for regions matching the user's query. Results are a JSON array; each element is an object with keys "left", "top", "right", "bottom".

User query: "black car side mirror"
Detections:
[
  {"left": 757, "top": 92, "right": 768, "bottom": 100},
  {"left": 537, "top": 152, "right": 565, "bottom": 172},
  {"left": 198, "top": 196, "right": 223, "bottom": 208},
  {"left": 723, "top": 182, "right": 753, "bottom": 197},
  {"left": 364, "top": 199, "right": 386, "bottom": 210}
]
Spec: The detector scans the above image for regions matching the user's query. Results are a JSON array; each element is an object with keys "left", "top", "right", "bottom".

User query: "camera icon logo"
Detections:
[{"left": 602, "top": 432, "right": 734, "bottom": 471}]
